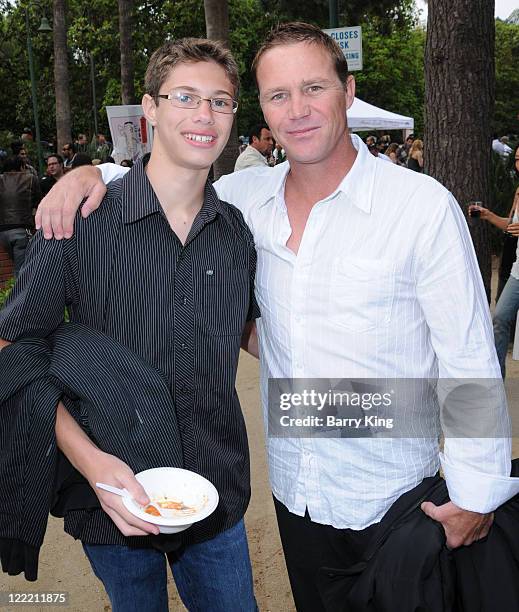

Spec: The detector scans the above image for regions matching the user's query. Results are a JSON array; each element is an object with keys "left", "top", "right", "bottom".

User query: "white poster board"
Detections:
[
  {"left": 323, "top": 26, "right": 363, "bottom": 71},
  {"left": 106, "top": 105, "right": 153, "bottom": 163}
]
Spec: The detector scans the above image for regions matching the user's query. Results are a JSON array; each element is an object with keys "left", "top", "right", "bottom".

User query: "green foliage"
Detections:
[
  {"left": 0, "top": 0, "right": 515, "bottom": 149},
  {"left": 354, "top": 22, "right": 425, "bottom": 135},
  {"left": 0, "top": 278, "right": 14, "bottom": 310},
  {"left": 495, "top": 19, "right": 519, "bottom": 135}
]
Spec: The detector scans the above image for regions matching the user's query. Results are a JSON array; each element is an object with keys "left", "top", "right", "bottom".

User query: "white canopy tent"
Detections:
[{"left": 347, "top": 97, "right": 414, "bottom": 131}]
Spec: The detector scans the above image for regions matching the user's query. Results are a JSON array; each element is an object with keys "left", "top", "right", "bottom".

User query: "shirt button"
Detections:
[
  {"left": 182, "top": 296, "right": 188, "bottom": 305},
  {"left": 206, "top": 269, "right": 214, "bottom": 276},
  {"left": 180, "top": 342, "right": 187, "bottom": 350}
]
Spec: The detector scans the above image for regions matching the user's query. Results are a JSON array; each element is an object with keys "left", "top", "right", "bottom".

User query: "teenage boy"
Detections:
[{"left": 0, "top": 38, "right": 259, "bottom": 612}]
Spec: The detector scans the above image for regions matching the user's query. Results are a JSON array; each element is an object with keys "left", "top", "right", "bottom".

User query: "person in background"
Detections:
[
  {"left": 407, "top": 138, "right": 423, "bottom": 172},
  {"left": 40, "top": 155, "right": 65, "bottom": 197},
  {"left": 368, "top": 142, "right": 390, "bottom": 162},
  {"left": 93, "top": 133, "right": 113, "bottom": 162},
  {"left": 62, "top": 143, "right": 76, "bottom": 169},
  {"left": 0, "top": 155, "right": 41, "bottom": 276},
  {"left": 234, "top": 123, "right": 274, "bottom": 171},
  {"left": 20, "top": 127, "right": 33, "bottom": 143},
  {"left": 75, "top": 133, "right": 89, "bottom": 153},
  {"left": 11, "top": 142, "right": 38, "bottom": 177},
  {"left": 469, "top": 146, "right": 519, "bottom": 378},
  {"left": 385, "top": 142, "right": 400, "bottom": 164},
  {"left": 397, "top": 133, "right": 415, "bottom": 165},
  {"left": 238, "top": 135, "right": 247, "bottom": 154},
  {"left": 272, "top": 142, "right": 286, "bottom": 165}
]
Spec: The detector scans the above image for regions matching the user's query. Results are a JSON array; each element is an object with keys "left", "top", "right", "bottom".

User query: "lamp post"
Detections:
[
  {"left": 329, "top": 0, "right": 338, "bottom": 27},
  {"left": 90, "top": 53, "right": 98, "bottom": 137},
  {"left": 25, "top": 7, "right": 52, "bottom": 176}
]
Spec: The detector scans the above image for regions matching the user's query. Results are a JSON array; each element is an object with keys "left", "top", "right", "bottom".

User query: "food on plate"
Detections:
[
  {"left": 143, "top": 504, "right": 161, "bottom": 517},
  {"left": 141, "top": 494, "right": 209, "bottom": 518}
]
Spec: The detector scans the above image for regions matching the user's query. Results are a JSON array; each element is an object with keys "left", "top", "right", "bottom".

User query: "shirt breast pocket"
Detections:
[
  {"left": 329, "top": 257, "right": 396, "bottom": 332},
  {"left": 196, "top": 267, "right": 249, "bottom": 336}
]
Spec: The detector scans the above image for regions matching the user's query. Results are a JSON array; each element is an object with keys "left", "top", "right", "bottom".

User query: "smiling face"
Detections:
[
  {"left": 256, "top": 42, "right": 355, "bottom": 169},
  {"left": 142, "top": 60, "right": 235, "bottom": 171}
]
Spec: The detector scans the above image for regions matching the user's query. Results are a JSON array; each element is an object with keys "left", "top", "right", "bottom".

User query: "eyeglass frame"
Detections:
[{"left": 155, "top": 90, "right": 238, "bottom": 115}]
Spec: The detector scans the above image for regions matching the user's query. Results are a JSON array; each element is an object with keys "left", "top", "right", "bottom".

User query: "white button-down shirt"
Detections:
[
  {"left": 101, "top": 136, "right": 519, "bottom": 529},
  {"left": 216, "top": 135, "right": 519, "bottom": 528}
]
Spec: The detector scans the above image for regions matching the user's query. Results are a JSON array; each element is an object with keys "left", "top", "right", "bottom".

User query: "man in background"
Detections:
[
  {"left": 234, "top": 123, "right": 273, "bottom": 171},
  {"left": 40, "top": 154, "right": 65, "bottom": 197},
  {"left": 62, "top": 143, "right": 76, "bottom": 169}
]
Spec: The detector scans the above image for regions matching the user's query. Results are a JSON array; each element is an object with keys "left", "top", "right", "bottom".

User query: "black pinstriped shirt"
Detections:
[{"left": 0, "top": 157, "right": 260, "bottom": 545}]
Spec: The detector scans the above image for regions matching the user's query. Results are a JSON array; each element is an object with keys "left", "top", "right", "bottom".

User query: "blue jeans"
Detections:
[
  {"left": 0, "top": 227, "right": 29, "bottom": 278},
  {"left": 83, "top": 519, "right": 256, "bottom": 612},
  {"left": 493, "top": 274, "right": 519, "bottom": 378}
]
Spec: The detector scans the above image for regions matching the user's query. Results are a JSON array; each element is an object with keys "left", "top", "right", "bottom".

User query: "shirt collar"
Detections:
[
  {"left": 121, "top": 155, "right": 227, "bottom": 225},
  {"left": 256, "top": 134, "right": 377, "bottom": 214}
]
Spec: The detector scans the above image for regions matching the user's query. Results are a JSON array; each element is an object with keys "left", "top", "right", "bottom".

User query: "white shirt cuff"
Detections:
[{"left": 440, "top": 452, "right": 519, "bottom": 513}]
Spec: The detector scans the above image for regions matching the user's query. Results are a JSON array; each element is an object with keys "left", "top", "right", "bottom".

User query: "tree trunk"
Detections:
[
  {"left": 204, "top": 0, "right": 238, "bottom": 179},
  {"left": 118, "top": 0, "right": 135, "bottom": 105},
  {"left": 424, "top": 0, "right": 495, "bottom": 300},
  {"left": 53, "top": 0, "right": 72, "bottom": 151}
]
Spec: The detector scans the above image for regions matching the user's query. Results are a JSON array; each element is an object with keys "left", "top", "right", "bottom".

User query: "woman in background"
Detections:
[
  {"left": 385, "top": 143, "right": 400, "bottom": 164},
  {"left": 407, "top": 139, "right": 423, "bottom": 172},
  {"left": 470, "top": 146, "right": 519, "bottom": 377}
]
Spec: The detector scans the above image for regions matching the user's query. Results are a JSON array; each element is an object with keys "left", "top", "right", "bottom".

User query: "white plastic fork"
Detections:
[{"left": 95, "top": 482, "right": 131, "bottom": 498}]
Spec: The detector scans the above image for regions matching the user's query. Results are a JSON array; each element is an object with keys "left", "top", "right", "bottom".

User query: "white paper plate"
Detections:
[{"left": 122, "top": 467, "right": 219, "bottom": 534}]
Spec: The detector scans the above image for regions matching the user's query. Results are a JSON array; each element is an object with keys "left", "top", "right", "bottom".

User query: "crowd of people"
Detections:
[
  {"left": 0, "top": 134, "right": 137, "bottom": 277},
  {"left": 234, "top": 127, "right": 426, "bottom": 174},
  {"left": 1, "top": 21, "right": 519, "bottom": 612}
]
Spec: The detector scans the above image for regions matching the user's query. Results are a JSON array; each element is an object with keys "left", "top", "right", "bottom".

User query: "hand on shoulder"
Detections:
[{"left": 35, "top": 165, "right": 106, "bottom": 240}]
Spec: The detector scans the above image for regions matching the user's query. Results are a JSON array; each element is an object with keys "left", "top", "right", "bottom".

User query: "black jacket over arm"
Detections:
[
  {"left": 317, "top": 463, "right": 519, "bottom": 612},
  {"left": 0, "top": 322, "right": 183, "bottom": 581}
]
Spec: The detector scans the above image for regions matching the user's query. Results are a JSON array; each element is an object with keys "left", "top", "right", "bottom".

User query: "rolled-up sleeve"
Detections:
[{"left": 415, "top": 191, "right": 519, "bottom": 512}]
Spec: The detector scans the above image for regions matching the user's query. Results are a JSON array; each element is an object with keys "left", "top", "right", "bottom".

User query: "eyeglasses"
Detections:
[{"left": 156, "top": 89, "right": 238, "bottom": 114}]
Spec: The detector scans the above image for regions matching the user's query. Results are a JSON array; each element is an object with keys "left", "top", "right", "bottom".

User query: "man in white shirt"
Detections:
[
  {"left": 234, "top": 123, "right": 273, "bottom": 171},
  {"left": 35, "top": 22, "right": 519, "bottom": 612}
]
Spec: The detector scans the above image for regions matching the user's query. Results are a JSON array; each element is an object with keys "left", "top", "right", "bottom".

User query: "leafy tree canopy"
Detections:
[{"left": 0, "top": 0, "right": 516, "bottom": 151}]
